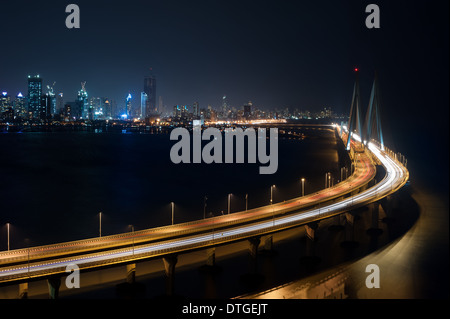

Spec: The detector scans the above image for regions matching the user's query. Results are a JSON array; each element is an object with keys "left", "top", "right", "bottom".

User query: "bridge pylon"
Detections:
[
  {"left": 346, "top": 68, "right": 364, "bottom": 151},
  {"left": 363, "top": 71, "right": 384, "bottom": 150}
]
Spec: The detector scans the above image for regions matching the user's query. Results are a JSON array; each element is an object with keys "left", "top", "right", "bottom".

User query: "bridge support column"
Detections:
[
  {"left": 19, "top": 282, "right": 28, "bottom": 299},
  {"left": 47, "top": 275, "right": 61, "bottom": 299},
  {"left": 248, "top": 237, "right": 261, "bottom": 273},
  {"left": 367, "top": 202, "right": 383, "bottom": 236},
  {"left": 305, "top": 222, "right": 319, "bottom": 256},
  {"left": 341, "top": 211, "right": 359, "bottom": 249},
  {"left": 305, "top": 222, "right": 318, "bottom": 241},
  {"left": 241, "top": 237, "right": 264, "bottom": 285},
  {"left": 301, "top": 222, "right": 321, "bottom": 267},
  {"left": 163, "top": 255, "right": 178, "bottom": 296},
  {"left": 199, "top": 247, "right": 222, "bottom": 274},
  {"left": 206, "top": 248, "right": 216, "bottom": 267},
  {"left": 345, "top": 212, "right": 354, "bottom": 225},
  {"left": 126, "top": 263, "right": 136, "bottom": 284},
  {"left": 263, "top": 235, "right": 273, "bottom": 251}
]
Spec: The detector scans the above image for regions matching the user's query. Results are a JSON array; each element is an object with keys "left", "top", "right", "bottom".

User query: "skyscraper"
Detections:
[
  {"left": 56, "top": 93, "right": 64, "bottom": 113},
  {"left": 0, "top": 91, "right": 13, "bottom": 121},
  {"left": 143, "top": 75, "right": 156, "bottom": 118},
  {"left": 222, "top": 95, "right": 229, "bottom": 118},
  {"left": 0, "top": 91, "right": 11, "bottom": 113},
  {"left": 193, "top": 101, "right": 199, "bottom": 119},
  {"left": 40, "top": 94, "right": 53, "bottom": 120},
  {"left": 244, "top": 101, "right": 252, "bottom": 119},
  {"left": 77, "top": 82, "right": 89, "bottom": 120},
  {"left": 125, "top": 93, "right": 132, "bottom": 118},
  {"left": 14, "top": 92, "right": 27, "bottom": 118},
  {"left": 27, "top": 75, "right": 42, "bottom": 119},
  {"left": 46, "top": 82, "right": 56, "bottom": 116},
  {"left": 140, "top": 92, "right": 148, "bottom": 119},
  {"left": 102, "top": 97, "right": 112, "bottom": 119}
]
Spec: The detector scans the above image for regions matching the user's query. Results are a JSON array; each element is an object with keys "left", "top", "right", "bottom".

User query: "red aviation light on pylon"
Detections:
[{"left": 354, "top": 68, "right": 359, "bottom": 72}]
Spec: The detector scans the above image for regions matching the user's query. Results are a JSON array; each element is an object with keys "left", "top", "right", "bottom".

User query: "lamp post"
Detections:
[
  {"left": 245, "top": 193, "right": 248, "bottom": 211},
  {"left": 301, "top": 178, "right": 305, "bottom": 197},
  {"left": 270, "top": 185, "right": 275, "bottom": 226},
  {"left": 6, "top": 223, "right": 10, "bottom": 251},
  {"left": 227, "top": 194, "right": 231, "bottom": 214},
  {"left": 270, "top": 185, "right": 275, "bottom": 204},
  {"left": 171, "top": 202, "right": 174, "bottom": 225},
  {"left": 99, "top": 212, "right": 102, "bottom": 237}
]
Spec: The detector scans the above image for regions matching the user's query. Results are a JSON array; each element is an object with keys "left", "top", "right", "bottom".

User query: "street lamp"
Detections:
[
  {"left": 301, "top": 178, "right": 305, "bottom": 197},
  {"left": 270, "top": 185, "right": 276, "bottom": 226},
  {"left": 99, "top": 212, "right": 102, "bottom": 237},
  {"left": 228, "top": 194, "right": 231, "bottom": 214},
  {"left": 245, "top": 193, "right": 248, "bottom": 211},
  {"left": 6, "top": 223, "right": 10, "bottom": 251},
  {"left": 270, "top": 185, "right": 275, "bottom": 204},
  {"left": 171, "top": 202, "right": 174, "bottom": 225}
]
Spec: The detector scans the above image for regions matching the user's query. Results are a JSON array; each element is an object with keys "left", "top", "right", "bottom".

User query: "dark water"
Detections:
[{"left": 0, "top": 128, "right": 343, "bottom": 250}]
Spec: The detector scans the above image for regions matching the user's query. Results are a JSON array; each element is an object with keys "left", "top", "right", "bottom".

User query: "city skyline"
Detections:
[{"left": 1, "top": 72, "right": 344, "bottom": 122}]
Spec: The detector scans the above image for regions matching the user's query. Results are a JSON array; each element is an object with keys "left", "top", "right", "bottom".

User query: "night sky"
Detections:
[{"left": 1, "top": 0, "right": 449, "bottom": 188}]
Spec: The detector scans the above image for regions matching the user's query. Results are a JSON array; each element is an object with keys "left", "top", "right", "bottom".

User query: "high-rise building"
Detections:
[
  {"left": 125, "top": 93, "right": 132, "bottom": 118},
  {"left": 90, "top": 97, "right": 102, "bottom": 119},
  {"left": 193, "top": 101, "right": 199, "bottom": 119},
  {"left": 40, "top": 94, "right": 53, "bottom": 120},
  {"left": 27, "top": 75, "right": 42, "bottom": 119},
  {"left": 77, "top": 82, "right": 89, "bottom": 119},
  {"left": 243, "top": 101, "right": 252, "bottom": 119},
  {"left": 46, "top": 82, "right": 56, "bottom": 116},
  {"left": 102, "top": 97, "right": 112, "bottom": 119},
  {"left": 140, "top": 92, "right": 147, "bottom": 119},
  {"left": 14, "top": 92, "right": 27, "bottom": 118},
  {"left": 143, "top": 76, "right": 156, "bottom": 118},
  {"left": 56, "top": 93, "right": 64, "bottom": 113},
  {"left": 0, "top": 91, "right": 13, "bottom": 120},
  {"left": 222, "top": 95, "right": 228, "bottom": 114},
  {"left": 1, "top": 91, "right": 11, "bottom": 113}
]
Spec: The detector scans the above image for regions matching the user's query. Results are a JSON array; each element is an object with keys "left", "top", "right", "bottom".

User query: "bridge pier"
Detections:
[
  {"left": 341, "top": 211, "right": 359, "bottom": 249},
  {"left": 345, "top": 212, "right": 354, "bottom": 225},
  {"left": 47, "top": 275, "right": 61, "bottom": 299},
  {"left": 366, "top": 202, "right": 383, "bottom": 236},
  {"left": 301, "top": 222, "right": 321, "bottom": 268},
  {"left": 18, "top": 282, "right": 28, "bottom": 299},
  {"left": 305, "top": 222, "right": 318, "bottom": 241},
  {"left": 199, "top": 247, "right": 222, "bottom": 274},
  {"left": 116, "top": 263, "right": 146, "bottom": 298},
  {"left": 163, "top": 255, "right": 178, "bottom": 296},
  {"left": 248, "top": 237, "right": 261, "bottom": 273},
  {"left": 206, "top": 247, "right": 216, "bottom": 267},
  {"left": 126, "top": 263, "right": 136, "bottom": 284},
  {"left": 240, "top": 236, "right": 264, "bottom": 285}
]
